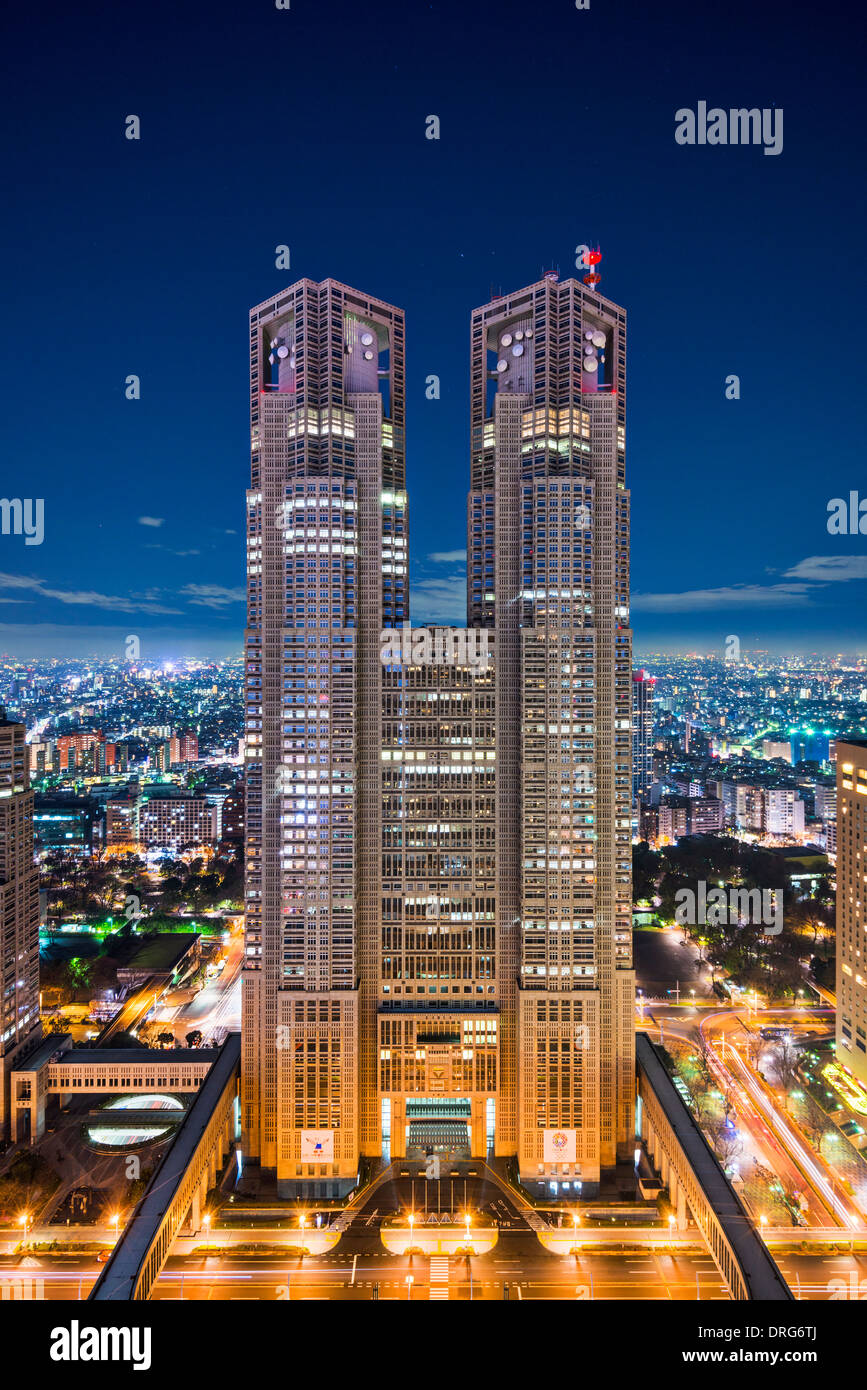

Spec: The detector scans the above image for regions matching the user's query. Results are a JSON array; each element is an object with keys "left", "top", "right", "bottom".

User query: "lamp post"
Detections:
[
  {"left": 18, "top": 1212, "right": 29, "bottom": 1246},
  {"left": 408, "top": 1211, "right": 415, "bottom": 1250},
  {"left": 572, "top": 1210, "right": 581, "bottom": 1254},
  {"left": 405, "top": 1275, "right": 414, "bottom": 1301},
  {"left": 111, "top": 1211, "right": 120, "bottom": 1241}
]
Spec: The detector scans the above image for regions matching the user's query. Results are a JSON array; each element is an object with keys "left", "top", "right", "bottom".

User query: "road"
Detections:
[
  {"left": 642, "top": 1006, "right": 831, "bottom": 1228},
  {"left": 7, "top": 1242, "right": 867, "bottom": 1301},
  {"left": 159, "top": 931, "right": 243, "bottom": 1043},
  {"left": 634, "top": 925, "right": 713, "bottom": 1001},
  {"left": 643, "top": 1002, "right": 863, "bottom": 1232},
  {"left": 95, "top": 976, "right": 160, "bottom": 1044},
  {"left": 700, "top": 1010, "right": 864, "bottom": 1229},
  {"left": 0, "top": 1243, "right": 729, "bottom": 1302}
]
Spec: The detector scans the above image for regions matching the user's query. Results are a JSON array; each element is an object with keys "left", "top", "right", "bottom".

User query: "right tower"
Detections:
[{"left": 469, "top": 269, "right": 635, "bottom": 1189}]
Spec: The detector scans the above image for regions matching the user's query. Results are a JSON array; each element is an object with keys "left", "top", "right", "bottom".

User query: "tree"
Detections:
[
  {"left": 632, "top": 842, "right": 661, "bottom": 903},
  {"left": 802, "top": 1113, "right": 829, "bottom": 1156},
  {"left": 67, "top": 957, "right": 92, "bottom": 991},
  {"left": 774, "top": 1037, "right": 801, "bottom": 1110},
  {"left": 706, "top": 1116, "right": 743, "bottom": 1171},
  {"left": 746, "top": 1032, "right": 769, "bottom": 1071},
  {"left": 694, "top": 1035, "right": 715, "bottom": 1091}
]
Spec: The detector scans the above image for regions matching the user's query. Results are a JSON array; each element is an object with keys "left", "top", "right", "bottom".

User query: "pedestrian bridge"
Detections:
[
  {"left": 89, "top": 1033, "right": 240, "bottom": 1302},
  {"left": 9, "top": 1034, "right": 217, "bottom": 1143}
]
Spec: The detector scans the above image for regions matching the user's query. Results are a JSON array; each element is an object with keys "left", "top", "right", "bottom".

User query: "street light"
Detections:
[
  {"left": 18, "top": 1212, "right": 29, "bottom": 1245},
  {"left": 405, "top": 1275, "right": 414, "bottom": 1301},
  {"left": 111, "top": 1212, "right": 120, "bottom": 1240},
  {"left": 408, "top": 1211, "right": 415, "bottom": 1247}
]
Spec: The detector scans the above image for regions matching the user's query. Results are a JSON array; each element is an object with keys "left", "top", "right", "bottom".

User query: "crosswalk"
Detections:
[{"left": 429, "top": 1256, "right": 449, "bottom": 1300}]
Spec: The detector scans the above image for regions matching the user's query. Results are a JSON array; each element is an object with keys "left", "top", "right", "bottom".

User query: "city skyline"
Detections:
[{"left": 3, "top": 0, "right": 865, "bottom": 660}]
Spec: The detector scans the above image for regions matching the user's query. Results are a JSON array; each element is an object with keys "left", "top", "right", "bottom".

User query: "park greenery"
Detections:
[
  {"left": 38, "top": 843, "right": 242, "bottom": 1005},
  {"left": 41, "top": 845, "right": 243, "bottom": 924},
  {"left": 633, "top": 834, "right": 834, "bottom": 1000}
]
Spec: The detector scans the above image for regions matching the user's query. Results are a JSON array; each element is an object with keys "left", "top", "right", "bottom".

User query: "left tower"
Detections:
[{"left": 243, "top": 280, "right": 406, "bottom": 1196}]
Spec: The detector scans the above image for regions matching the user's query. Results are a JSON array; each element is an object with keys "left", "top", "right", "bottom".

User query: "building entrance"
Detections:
[{"left": 405, "top": 1099, "right": 471, "bottom": 1159}]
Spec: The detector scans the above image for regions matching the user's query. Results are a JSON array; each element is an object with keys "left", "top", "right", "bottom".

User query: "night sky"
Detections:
[{"left": 2, "top": 0, "right": 864, "bottom": 660}]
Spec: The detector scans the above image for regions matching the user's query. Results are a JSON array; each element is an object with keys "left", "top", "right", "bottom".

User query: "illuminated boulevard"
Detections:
[{"left": 5, "top": 1157, "right": 867, "bottom": 1302}]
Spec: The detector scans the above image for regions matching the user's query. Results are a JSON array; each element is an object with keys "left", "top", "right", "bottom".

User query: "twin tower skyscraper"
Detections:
[{"left": 242, "top": 271, "right": 635, "bottom": 1197}]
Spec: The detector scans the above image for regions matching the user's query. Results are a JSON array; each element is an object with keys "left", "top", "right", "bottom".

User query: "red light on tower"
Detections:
[{"left": 583, "top": 246, "right": 602, "bottom": 288}]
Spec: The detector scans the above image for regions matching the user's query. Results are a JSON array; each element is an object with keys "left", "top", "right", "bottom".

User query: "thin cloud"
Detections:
[
  {"left": 631, "top": 583, "right": 813, "bottom": 613},
  {"left": 783, "top": 556, "right": 867, "bottom": 583},
  {"left": 428, "top": 549, "right": 466, "bottom": 564},
  {"left": 410, "top": 574, "right": 467, "bottom": 624},
  {"left": 137, "top": 516, "right": 165, "bottom": 528},
  {"left": 0, "top": 572, "right": 181, "bottom": 615},
  {"left": 144, "top": 544, "right": 202, "bottom": 556},
  {"left": 180, "top": 583, "right": 246, "bottom": 609}
]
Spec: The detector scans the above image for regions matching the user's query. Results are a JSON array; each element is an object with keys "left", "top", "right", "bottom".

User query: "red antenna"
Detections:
[{"left": 583, "top": 246, "right": 602, "bottom": 288}]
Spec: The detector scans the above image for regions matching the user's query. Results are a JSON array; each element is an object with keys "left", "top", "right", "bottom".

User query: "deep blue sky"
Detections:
[{"left": 1, "top": 0, "right": 864, "bottom": 660}]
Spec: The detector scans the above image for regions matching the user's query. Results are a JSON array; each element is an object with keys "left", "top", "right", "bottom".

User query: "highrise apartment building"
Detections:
[
  {"left": 836, "top": 740, "right": 867, "bottom": 1083},
  {"left": 243, "top": 272, "right": 634, "bottom": 1196},
  {"left": 815, "top": 782, "right": 837, "bottom": 855},
  {"left": 763, "top": 787, "right": 805, "bottom": 838},
  {"left": 632, "top": 669, "right": 656, "bottom": 807},
  {"left": 0, "top": 718, "right": 41, "bottom": 1137}
]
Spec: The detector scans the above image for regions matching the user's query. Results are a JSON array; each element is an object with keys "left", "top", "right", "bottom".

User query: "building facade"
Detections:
[
  {"left": 139, "top": 794, "right": 217, "bottom": 851},
  {"left": 836, "top": 740, "right": 867, "bottom": 1084},
  {"left": 105, "top": 790, "right": 141, "bottom": 850},
  {"left": 763, "top": 787, "right": 805, "bottom": 838},
  {"left": 0, "top": 718, "right": 41, "bottom": 1138},
  {"left": 632, "top": 670, "right": 656, "bottom": 808},
  {"left": 243, "top": 272, "right": 634, "bottom": 1196}
]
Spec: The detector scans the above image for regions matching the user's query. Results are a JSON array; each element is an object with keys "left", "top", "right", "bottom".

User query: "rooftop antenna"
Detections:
[{"left": 583, "top": 246, "right": 602, "bottom": 289}]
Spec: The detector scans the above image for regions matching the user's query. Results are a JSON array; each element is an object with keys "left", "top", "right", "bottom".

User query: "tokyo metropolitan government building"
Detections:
[{"left": 242, "top": 269, "right": 635, "bottom": 1197}]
